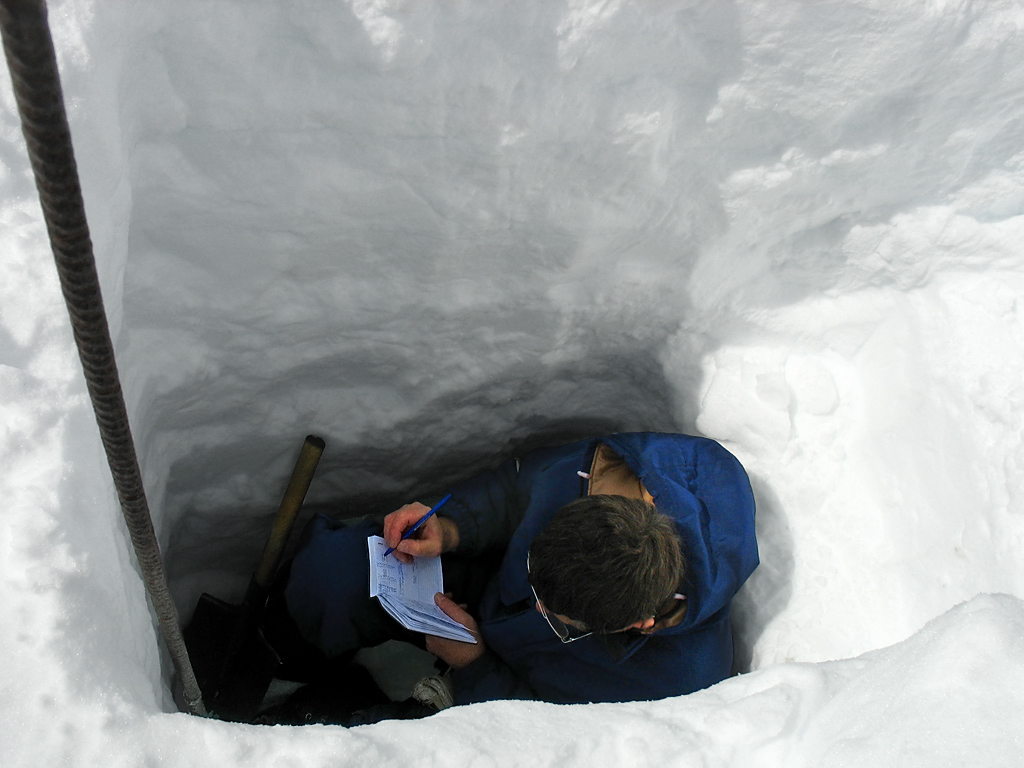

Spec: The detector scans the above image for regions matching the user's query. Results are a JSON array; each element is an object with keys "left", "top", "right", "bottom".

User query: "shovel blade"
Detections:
[{"left": 184, "top": 592, "right": 281, "bottom": 722}]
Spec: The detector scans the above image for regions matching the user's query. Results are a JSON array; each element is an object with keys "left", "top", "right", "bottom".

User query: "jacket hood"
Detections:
[
  {"left": 498, "top": 432, "right": 758, "bottom": 639},
  {"left": 600, "top": 433, "right": 758, "bottom": 635}
]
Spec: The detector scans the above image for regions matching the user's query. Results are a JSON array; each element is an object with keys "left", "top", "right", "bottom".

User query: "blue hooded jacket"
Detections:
[{"left": 441, "top": 432, "right": 758, "bottom": 705}]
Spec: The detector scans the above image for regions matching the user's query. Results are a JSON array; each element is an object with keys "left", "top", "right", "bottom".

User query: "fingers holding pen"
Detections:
[
  {"left": 383, "top": 498, "right": 460, "bottom": 562},
  {"left": 383, "top": 502, "right": 429, "bottom": 544},
  {"left": 383, "top": 502, "right": 445, "bottom": 562}
]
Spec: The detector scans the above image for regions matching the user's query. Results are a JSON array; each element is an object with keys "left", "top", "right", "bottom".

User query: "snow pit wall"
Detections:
[{"left": 2, "top": 0, "right": 1024, "bottom": 750}]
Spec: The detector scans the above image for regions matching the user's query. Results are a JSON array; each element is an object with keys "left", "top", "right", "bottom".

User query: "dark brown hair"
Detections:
[{"left": 528, "top": 495, "right": 685, "bottom": 633}]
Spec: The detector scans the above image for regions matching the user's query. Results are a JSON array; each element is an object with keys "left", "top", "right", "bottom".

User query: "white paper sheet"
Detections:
[{"left": 367, "top": 535, "right": 477, "bottom": 643}]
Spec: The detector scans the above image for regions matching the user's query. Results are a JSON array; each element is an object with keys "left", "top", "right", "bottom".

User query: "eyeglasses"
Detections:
[{"left": 526, "top": 552, "right": 593, "bottom": 643}]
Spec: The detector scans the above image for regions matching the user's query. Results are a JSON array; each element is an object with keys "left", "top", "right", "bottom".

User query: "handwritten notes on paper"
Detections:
[{"left": 367, "top": 535, "right": 477, "bottom": 643}]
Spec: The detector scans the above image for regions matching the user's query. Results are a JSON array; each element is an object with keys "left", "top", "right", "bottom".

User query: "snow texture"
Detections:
[{"left": 2, "top": 1, "right": 1024, "bottom": 765}]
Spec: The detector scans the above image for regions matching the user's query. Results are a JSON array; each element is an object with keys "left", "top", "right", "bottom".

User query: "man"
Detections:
[{"left": 279, "top": 432, "right": 758, "bottom": 710}]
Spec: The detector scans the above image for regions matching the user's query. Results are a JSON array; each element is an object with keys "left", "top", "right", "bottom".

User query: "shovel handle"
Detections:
[{"left": 253, "top": 435, "right": 325, "bottom": 587}]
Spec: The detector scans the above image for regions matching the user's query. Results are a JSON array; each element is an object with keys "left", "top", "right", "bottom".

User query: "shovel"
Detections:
[{"left": 184, "top": 434, "right": 325, "bottom": 722}]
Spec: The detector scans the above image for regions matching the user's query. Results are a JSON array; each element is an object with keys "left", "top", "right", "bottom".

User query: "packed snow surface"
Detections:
[{"left": 3, "top": 1, "right": 1024, "bottom": 765}]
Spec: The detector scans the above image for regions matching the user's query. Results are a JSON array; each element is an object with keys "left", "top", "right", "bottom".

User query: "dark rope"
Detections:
[{"left": 0, "top": 0, "right": 206, "bottom": 716}]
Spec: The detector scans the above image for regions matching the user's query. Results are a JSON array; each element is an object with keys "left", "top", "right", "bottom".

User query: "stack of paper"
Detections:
[{"left": 367, "top": 535, "right": 477, "bottom": 643}]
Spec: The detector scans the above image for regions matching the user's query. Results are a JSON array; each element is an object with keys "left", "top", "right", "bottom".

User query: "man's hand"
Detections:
[
  {"left": 425, "top": 593, "right": 486, "bottom": 668},
  {"left": 383, "top": 503, "right": 460, "bottom": 564}
]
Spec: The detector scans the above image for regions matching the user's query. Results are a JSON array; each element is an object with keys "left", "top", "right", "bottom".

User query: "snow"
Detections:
[{"left": 3, "top": 0, "right": 1024, "bottom": 765}]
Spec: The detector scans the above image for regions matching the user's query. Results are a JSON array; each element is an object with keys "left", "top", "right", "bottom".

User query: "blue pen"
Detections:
[{"left": 384, "top": 493, "right": 452, "bottom": 557}]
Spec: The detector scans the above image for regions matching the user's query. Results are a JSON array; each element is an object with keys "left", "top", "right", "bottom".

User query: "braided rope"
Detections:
[{"left": 0, "top": 0, "right": 206, "bottom": 716}]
